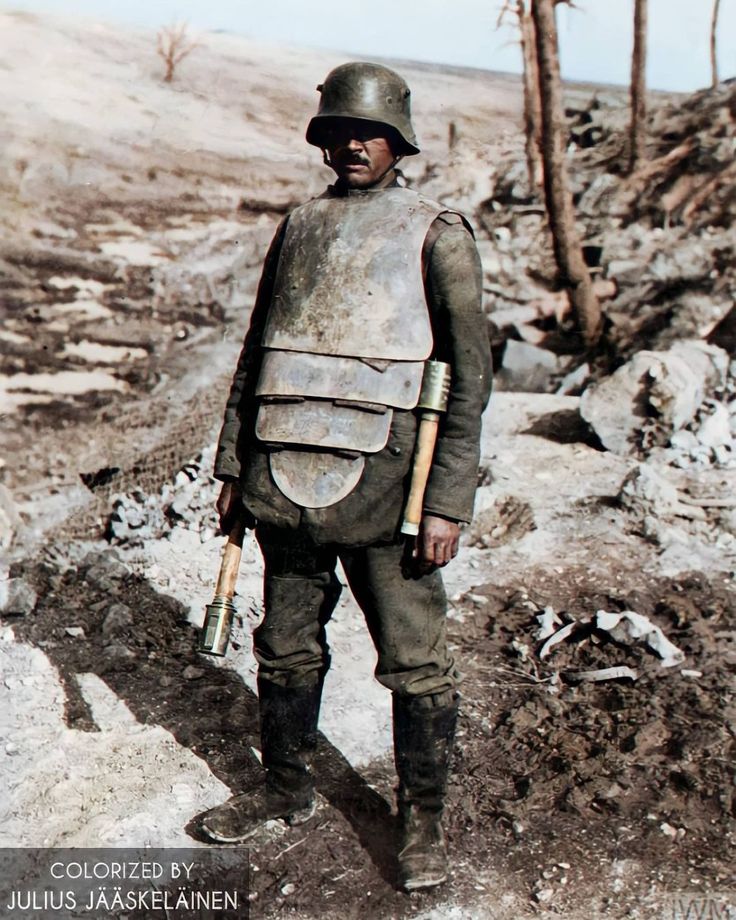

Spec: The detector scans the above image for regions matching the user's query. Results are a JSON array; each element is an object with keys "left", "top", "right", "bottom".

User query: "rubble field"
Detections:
[{"left": 1, "top": 12, "right": 735, "bottom": 920}]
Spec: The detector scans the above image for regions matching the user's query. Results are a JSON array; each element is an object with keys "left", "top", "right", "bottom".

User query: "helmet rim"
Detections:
[{"left": 306, "top": 114, "right": 420, "bottom": 156}]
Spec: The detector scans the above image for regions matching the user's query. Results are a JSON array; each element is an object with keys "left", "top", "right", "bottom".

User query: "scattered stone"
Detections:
[
  {"left": 101, "top": 603, "right": 134, "bottom": 637},
  {"left": 466, "top": 594, "right": 489, "bottom": 606},
  {"left": 670, "top": 430, "right": 699, "bottom": 452},
  {"left": 619, "top": 464, "right": 707, "bottom": 530},
  {"left": 64, "top": 626, "right": 86, "bottom": 639},
  {"left": 183, "top": 665, "right": 205, "bottom": 681},
  {"left": 714, "top": 444, "right": 733, "bottom": 466},
  {"left": 581, "top": 343, "right": 726, "bottom": 455},
  {"left": 103, "top": 643, "right": 136, "bottom": 661},
  {"left": 697, "top": 402, "right": 731, "bottom": 449},
  {"left": 498, "top": 340, "right": 564, "bottom": 393},
  {"left": 533, "top": 887, "right": 554, "bottom": 904},
  {"left": 0, "top": 579, "right": 38, "bottom": 617},
  {"left": 468, "top": 496, "right": 535, "bottom": 548},
  {"left": 606, "top": 258, "right": 647, "bottom": 285},
  {"left": 85, "top": 553, "right": 131, "bottom": 591},
  {"left": 557, "top": 362, "right": 590, "bottom": 396},
  {"left": 105, "top": 446, "right": 220, "bottom": 544}
]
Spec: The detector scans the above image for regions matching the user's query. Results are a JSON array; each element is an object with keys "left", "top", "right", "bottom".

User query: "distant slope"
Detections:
[{"left": 0, "top": 9, "right": 524, "bottom": 221}]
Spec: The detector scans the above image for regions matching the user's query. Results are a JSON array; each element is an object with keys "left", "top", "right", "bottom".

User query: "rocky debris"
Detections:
[
  {"left": 496, "top": 339, "right": 569, "bottom": 392},
  {"left": 468, "top": 496, "right": 535, "bottom": 548},
  {"left": 656, "top": 364, "right": 736, "bottom": 471},
  {"left": 182, "top": 665, "right": 205, "bottom": 680},
  {"left": 107, "top": 491, "right": 167, "bottom": 544},
  {"left": 449, "top": 572, "right": 735, "bottom": 873},
  {"left": 619, "top": 463, "right": 707, "bottom": 527},
  {"left": 580, "top": 342, "right": 730, "bottom": 456},
  {"left": 617, "top": 462, "right": 736, "bottom": 551},
  {"left": 102, "top": 642, "right": 136, "bottom": 664},
  {"left": 0, "top": 578, "right": 38, "bottom": 616},
  {"left": 106, "top": 446, "right": 220, "bottom": 545},
  {"left": 477, "top": 83, "right": 736, "bottom": 363},
  {"left": 101, "top": 602, "right": 134, "bottom": 638},
  {"left": 538, "top": 607, "right": 686, "bottom": 674},
  {"left": 64, "top": 626, "right": 86, "bottom": 639},
  {"left": 82, "top": 549, "right": 131, "bottom": 592}
]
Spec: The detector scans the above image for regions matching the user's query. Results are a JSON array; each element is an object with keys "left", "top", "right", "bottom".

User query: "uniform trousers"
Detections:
[{"left": 253, "top": 523, "right": 459, "bottom": 706}]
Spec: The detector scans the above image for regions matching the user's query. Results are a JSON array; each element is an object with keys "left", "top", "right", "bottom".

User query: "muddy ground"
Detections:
[
  {"left": 6, "top": 553, "right": 734, "bottom": 918},
  {"left": 1, "top": 10, "right": 735, "bottom": 920}
]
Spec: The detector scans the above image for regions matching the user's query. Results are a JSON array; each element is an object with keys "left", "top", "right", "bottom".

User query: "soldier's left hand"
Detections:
[{"left": 415, "top": 515, "right": 460, "bottom": 569}]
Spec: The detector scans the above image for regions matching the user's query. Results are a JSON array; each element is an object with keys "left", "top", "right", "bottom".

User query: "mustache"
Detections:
[{"left": 334, "top": 149, "right": 371, "bottom": 166}]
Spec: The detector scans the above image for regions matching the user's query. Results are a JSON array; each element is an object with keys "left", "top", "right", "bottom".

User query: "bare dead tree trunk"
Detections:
[
  {"left": 519, "top": 1, "right": 543, "bottom": 194},
  {"left": 711, "top": 0, "right": 721, "bottom": 88},
  {"left": 157, "top": 22, "right": 198, "bottom": 84},
  {"left": 530, "top": 0, "right": 602, "bottom": 347},
  {"left": 629, "top": 0, "right": 648, "bottom": 172}
]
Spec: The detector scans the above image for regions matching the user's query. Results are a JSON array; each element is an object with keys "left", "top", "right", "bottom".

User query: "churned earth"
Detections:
[{"left": 1, "top": 10, "right": 735, "bottom": 920}]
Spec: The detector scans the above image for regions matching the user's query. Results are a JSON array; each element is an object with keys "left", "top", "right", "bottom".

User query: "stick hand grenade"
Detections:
[
  {"left": 401, "top": 360, "right": 452, "bottom": 536},
  {"left": 198, "top": 515, "right": 246, "bottom": 656}
]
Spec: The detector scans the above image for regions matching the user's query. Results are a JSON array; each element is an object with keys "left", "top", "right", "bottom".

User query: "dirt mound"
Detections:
[
  {"left": 447, "top": 569, "right": 735, "bottom": 916},
  {"left": 478, "top": 83, "right": 735, "bottom": 365},
  {"left": 622, "top": 82, "right": 736, "bottom": 230}
]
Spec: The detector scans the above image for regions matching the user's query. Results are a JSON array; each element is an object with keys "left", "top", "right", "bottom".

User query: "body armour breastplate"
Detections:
[{"left": 256, "top": 187, "right": 450, "bottom": 509}]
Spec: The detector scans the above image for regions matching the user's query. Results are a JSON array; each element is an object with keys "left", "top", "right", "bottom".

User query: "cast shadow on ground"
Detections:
[
  {"left": 6, "top": 549, "right": 398, "bottom": 887},
  {"left": 523, "top": 408, "right": 605, "bottom": 449}
]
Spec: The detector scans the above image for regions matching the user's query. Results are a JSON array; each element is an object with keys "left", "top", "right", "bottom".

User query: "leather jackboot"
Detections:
[
  {"left": 200, "top": 680, "right": 321, "bottom": 843},
  {"left": 393, "top": 694, "right": 458, "bottom": 892}
]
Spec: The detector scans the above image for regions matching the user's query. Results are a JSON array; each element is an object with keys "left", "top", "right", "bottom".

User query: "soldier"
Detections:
[{"left": 201, "top": 62, "right": 492, "bottom": 892}]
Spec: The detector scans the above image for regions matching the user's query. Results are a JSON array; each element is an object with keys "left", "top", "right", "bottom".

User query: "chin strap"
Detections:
[{"left": 374, "top": 156, "right": 404, "bottom": 187}]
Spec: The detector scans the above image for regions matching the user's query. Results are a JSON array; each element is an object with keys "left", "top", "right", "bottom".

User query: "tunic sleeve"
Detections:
[
  {"left": 422, "top": 217, "right": 493, "bottom": 523},
  {"left": 213, "top": 217, "right": 289, "bottom": 481}
]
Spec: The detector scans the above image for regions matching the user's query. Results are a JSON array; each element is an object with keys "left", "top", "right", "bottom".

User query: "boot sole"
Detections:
[
  {"left": 284, "top": 800, "right": 317, "bottom": 826},
  {"left": 200, "top": 800, "right": 316, "bottom": 844},
  {"left": 401, "top": 871, "right": 448, "bottom": 892}
]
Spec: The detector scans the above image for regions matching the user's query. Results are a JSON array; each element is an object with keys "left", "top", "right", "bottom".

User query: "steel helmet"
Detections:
[{"left": 306, "top": 62, "right": 420, "bottom": 156}]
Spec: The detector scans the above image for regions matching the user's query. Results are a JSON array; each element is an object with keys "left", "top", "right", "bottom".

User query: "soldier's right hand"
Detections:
[{"left": 216, "top": 481, "right": 254, "bottom": 533}]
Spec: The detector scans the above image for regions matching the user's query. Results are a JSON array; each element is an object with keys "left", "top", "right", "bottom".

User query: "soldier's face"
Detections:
[{"left": 325, "top": 121, "right": 396, "bottom": 188}]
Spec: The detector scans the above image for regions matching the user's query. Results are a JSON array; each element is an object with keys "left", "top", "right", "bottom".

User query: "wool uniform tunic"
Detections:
[{"left": 214, "top": 179, "right": 492, "bottom": 697}]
